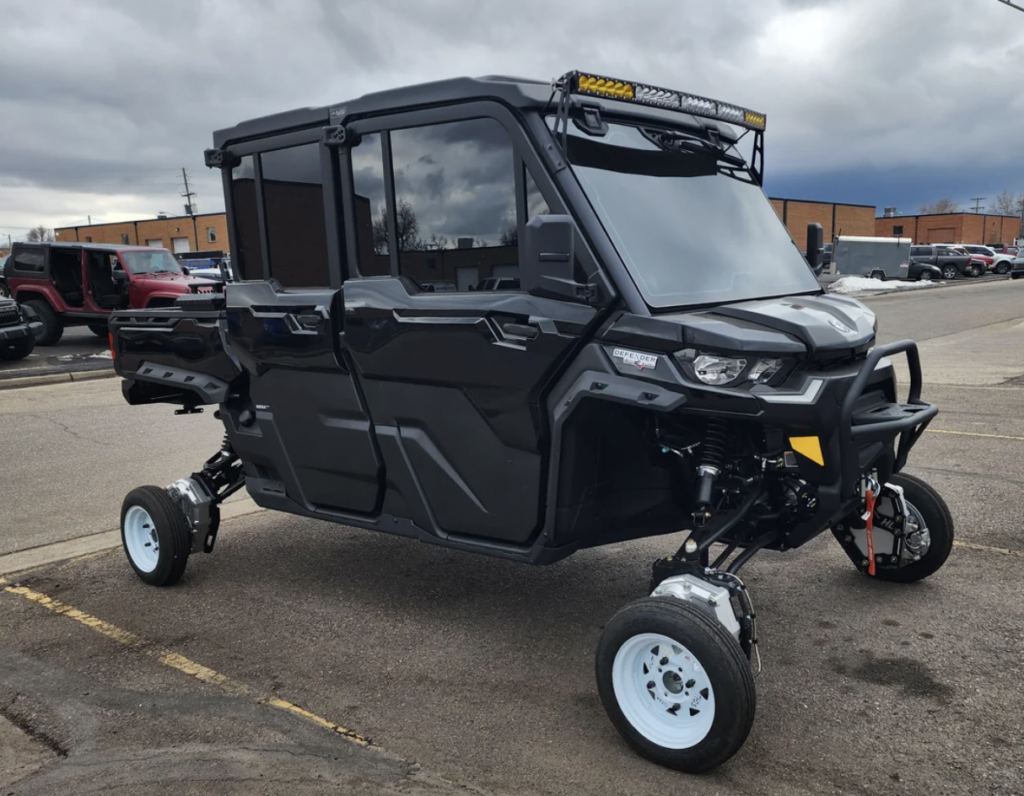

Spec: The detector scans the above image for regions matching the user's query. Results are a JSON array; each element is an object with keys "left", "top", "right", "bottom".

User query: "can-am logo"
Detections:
[
  {"left": 612, "top": 348, "right": 658, "bottom": 371},
  {"left": 828, "top": 318, "right": 852, "bottom": 334}
]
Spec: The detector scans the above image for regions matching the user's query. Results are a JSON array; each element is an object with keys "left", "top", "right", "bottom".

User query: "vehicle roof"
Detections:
[
  {"left": 213, "top": 74, "right": 744, "bottom": 148},
  {"left": 838, "top": 236, "right": 912, "bottom": 243}
]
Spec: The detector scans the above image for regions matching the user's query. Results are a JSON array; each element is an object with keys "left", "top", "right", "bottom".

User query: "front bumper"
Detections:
[{"left": 0, "top": 321, "right": 39, "bottom": 343}]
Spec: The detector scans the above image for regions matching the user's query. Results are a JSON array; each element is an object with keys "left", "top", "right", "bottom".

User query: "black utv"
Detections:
[{"left": 109, "top": 71, "right": 950, "bottom": 773}]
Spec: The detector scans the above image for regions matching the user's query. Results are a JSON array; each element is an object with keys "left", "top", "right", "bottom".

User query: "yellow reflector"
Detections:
[
  {"left": 578, "top": 75, "right": 635, "bottom": 100},
  {"left": 789, "top": 436, "right": 824, "bottom": 466}
]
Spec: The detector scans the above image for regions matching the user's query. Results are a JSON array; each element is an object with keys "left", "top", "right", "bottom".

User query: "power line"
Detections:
[
  {"left": 181, "top": 168, "right": 197, "bottom": 216},
  {"left": 997, "top": 0, "right": 1024, "bottom": 12},
  {"left": 970, "top": 197, "right": 986, "bottom": 213}
]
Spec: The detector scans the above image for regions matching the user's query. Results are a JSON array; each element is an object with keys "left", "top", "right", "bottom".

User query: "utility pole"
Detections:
[
  {"left": 970, "top": 197, "right": 986, "bottom": 213},
  {"left": 181, "top": 168, "right": 197, "bottom": 217}
]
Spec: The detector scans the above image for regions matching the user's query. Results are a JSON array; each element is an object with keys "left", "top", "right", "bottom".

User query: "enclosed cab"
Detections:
[
  {"left": 4, "top": 242, "right": 222, "bottom": 345},
  {"left": 108, "top": 72, "right": 948, "bottom": 773}
]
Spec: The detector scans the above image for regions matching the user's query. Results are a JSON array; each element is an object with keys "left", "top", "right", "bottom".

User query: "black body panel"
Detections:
[{"left": 344, "top": 276, "right": 597, "bottom": 544}]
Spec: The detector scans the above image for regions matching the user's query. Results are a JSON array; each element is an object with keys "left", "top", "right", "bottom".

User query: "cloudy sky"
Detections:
[{"left": 1, "top": 0, "right": 1023, "bottom": 244}]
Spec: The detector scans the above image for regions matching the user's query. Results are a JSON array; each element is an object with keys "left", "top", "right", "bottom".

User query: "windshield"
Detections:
[
  {"left": 120, "top": 250, "right": 184, "bottom": 275},
  {"left": 558, "top": 120, "right": 820, "bottom": 309}
]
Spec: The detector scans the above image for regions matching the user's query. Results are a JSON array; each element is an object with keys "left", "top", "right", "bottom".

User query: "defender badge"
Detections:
[{"left": 612, "top": 348, "right": 658, "bottom": 371}]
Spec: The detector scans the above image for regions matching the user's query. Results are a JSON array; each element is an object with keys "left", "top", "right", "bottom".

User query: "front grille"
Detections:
[{"left": 0, "top": 305, "right": 22, "bottom": 328}]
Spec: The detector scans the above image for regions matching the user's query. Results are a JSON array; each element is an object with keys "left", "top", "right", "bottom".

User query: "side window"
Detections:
[
  {"left": 526, "top": 169, "right": 551, "bottom": 218},
  {"left": 13, "top": 249, "right": 45, "bottom": 273},
  {"left": 389, "top": 118, "right": 518, "bottom": 292},
  {"left": 231, "top": 155, "right": 263, "bottom": 280},
  {"left": 892, "top": 225, "right": 904, "bottom": 236},
  {"left": 261, "top": 144, "right": 330, "bottom": 287},
  {"left": 350, "top": 133, "right": 390, "bottom": 276}
]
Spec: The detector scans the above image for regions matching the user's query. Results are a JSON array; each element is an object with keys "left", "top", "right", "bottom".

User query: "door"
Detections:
[
  {"left": 341, "top": 111, "right": 601, "bottom": 545},
  {"left": 145, "top": 238, "right": 163, "bottom": 248},
  {"left": 172, "top": 237, "right": 191, "bottom": 253}
]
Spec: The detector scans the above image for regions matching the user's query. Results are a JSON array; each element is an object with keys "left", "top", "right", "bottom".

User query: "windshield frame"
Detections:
[
  {"left": 548, "top": 113, "right": 822, "bottom": 312},
  {"left": 119, "top": 249, "right": 185, "bottom": 276}
]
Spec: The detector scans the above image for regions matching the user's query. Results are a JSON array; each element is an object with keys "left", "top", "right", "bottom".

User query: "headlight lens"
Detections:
[
  {"left": 677, "top": 349, "right": 788, "bottom": 387},
  {"left": 692, "top": 354, "right": 747, "bottom": 386}
]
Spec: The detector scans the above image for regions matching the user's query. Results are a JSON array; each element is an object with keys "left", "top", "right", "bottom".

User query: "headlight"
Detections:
[{"left": 676, "top": 349, "right": 787, "bottom": 387}]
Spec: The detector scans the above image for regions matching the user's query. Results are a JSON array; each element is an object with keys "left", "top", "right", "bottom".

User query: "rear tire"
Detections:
[
  {"left": 0, "top": 335, "right": 34, "bottom": 361},
  {"left": 871, "top": 473, "right": 954, "bottom": 584},
  {"left": 941, "top": 265, "right": 958, "bottom": 280},
  {"left": 22, "top": 299, "right": 63, "bottom": 346},
  {"left": 87, "top": 322, "right": 109, "bottom": 337},
  {"left": 121, "top": 486, "right": 192, "bottom": 587},
  {"left": 596, "top": 597, "right": 756, "bottom": 773},
  {"left": 971, "top": 264, "right": 983, "bottom": 277},
  {"left": 994, "top": 262, "right": 1010, "bottom": 275}
]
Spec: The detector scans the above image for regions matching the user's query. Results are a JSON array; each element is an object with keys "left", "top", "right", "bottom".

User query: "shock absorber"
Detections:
[{"left": 694, "top": 419, "right": 728, "bottom": 524}]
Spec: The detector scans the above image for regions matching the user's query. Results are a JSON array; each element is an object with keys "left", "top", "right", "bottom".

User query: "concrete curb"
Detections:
[{"left": 0, "top": 368, "right": 116, "bottom": 391}]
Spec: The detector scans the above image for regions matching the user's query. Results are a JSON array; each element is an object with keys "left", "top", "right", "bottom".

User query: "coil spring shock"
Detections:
[{"left": 694, "top": 419, "right": 729, "bottom": 522}]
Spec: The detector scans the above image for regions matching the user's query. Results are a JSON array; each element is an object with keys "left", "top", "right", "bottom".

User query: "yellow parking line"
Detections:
[
  {"left": 2, "top": 583, "right": 372, "bottom": 747},
  {"left": 954, "top": 540, "right": 1024, "bottom": 560},
  {"left": 927, "top": 429, "right": 1024, "bottom": 442}
]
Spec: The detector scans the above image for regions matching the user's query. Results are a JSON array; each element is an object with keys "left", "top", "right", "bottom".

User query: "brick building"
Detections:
[
  {"left": 54, "top": 213, "right": 230, "bottom": 253},
  {"left": 874, "top": 212, "right": 1021, "bottom": 246},
  {"left": 769, "top": 198, "right": 877, "bottom": 242}
]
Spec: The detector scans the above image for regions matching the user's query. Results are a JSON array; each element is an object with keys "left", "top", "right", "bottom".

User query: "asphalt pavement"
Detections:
[{"left": 2, "top": 278, "right": 1023, "bottom": 795}]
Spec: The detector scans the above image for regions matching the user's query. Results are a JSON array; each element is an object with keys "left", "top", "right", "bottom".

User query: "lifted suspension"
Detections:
[{"left": 166, "top": 434, "right": 245, "bottom": 554}]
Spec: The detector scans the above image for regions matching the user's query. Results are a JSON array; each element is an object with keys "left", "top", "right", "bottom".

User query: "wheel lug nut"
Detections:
[
  {"left": 647, "top": 681, "right": 655, "bottom": 690},
  {"left": 659, "top": 657, "right": 669, "bottom": 666}
]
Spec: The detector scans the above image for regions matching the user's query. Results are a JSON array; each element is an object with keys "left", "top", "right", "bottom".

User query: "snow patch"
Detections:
[{"left": 827, "top": 276, "right": 939, "bottom": 295}]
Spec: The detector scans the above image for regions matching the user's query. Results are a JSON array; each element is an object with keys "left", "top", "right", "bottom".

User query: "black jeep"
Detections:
[
  {"left": 0, "top": 296, "right": 41, "bottom": 363},
  {"left": 108, "top": 72, "right": 949, "bottom": 773}
]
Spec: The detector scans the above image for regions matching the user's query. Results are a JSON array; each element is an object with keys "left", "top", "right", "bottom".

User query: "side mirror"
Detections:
[
  {"left": 521, "top": 215, "right": 583, "bottom": 300},
  {"left": 806, "top": 223, "right": 824, "bottom": 275},
  {"left": 181, "top": 265, "right": 190, "bottom": 276},
  {"left": 112, "top": 268, "right": 128, "bottom": 282}
]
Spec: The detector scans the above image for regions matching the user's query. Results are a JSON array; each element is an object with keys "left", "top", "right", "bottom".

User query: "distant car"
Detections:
[
  {"left": 906, "top": 261, "right": 942, "bottom": 282},
  {"left": 909, "top": 245, "right": 978, "bottom": 279},
  {"left": 960, "top": 244, "right": 1013, "bottom": 274},
  {"left": 1011, "top": 256, "right": 1024, "bottom": 280},
  {"left": 420, "top": 281, "right": 458, "bottom": 292}
]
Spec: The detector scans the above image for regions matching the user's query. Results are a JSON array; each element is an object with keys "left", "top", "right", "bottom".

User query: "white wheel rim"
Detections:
[
  {"left": 124, "top": 505, "right": 160, "bottom": 573},
  {"left": 611, "top": 632, "right": 715, "bottom": 749}
]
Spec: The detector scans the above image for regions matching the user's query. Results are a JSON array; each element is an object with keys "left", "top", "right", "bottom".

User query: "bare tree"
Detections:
[
  {"left": 500, "top": 226, "right": 518, "bottom": 246},
  {"left": 919, "top": 199, "right": 959, "bottom": 214},
  {"left": 991, "top": 190, "right": 1024, "bottom": 216},
  {"left": 372, "top": 198, "right": 424, "bottom": 253},
  {"left": 26, "top": 225, "right": 55, "bottom": 242}
]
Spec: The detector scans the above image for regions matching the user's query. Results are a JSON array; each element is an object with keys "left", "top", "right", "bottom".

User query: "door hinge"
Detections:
[
  {"left": 323, "top": 125, "right": 359, "bottom": 148},
  {"left": 204, "top": 148, "right": 240, "bottom": 170}
]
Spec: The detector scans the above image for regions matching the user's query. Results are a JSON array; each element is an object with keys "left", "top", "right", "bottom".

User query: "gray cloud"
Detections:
[{"left": 1, "top": 0, "right": 1022, "bottom": 240}]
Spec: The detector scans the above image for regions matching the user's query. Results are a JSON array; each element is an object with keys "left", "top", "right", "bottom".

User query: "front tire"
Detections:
[
  {"left": 872, "top": 473, "right": 954, "bottom": 583},
  {"left": 994, "top": 262, "right": 1011, "bottom": 275},
  {"left": 917, "top": 269, "right": 932, "bottom": 282},
  {"left": 87, "top": 322, "right": 109, "bottom": 338},
  {"left": 970, "top": 264, "right": 983, "bottom": 278},
  {"left": 596, "top": 597, "right": 755, "bottom": 773},
  {"left": 121, "top": 486, "right": 192, "bottom": 587},
  {"left": 22, "top": 299, "right": 63, "bottom": 346}
]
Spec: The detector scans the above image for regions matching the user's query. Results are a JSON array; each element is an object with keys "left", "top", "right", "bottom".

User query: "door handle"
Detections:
[{"left": 501, "top": 322, "right": 540, "bottom": 340}]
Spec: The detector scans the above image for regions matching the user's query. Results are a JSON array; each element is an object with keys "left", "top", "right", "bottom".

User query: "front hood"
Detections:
[{"left": 602, "top": 293, "right": 876, "bottom": 358}]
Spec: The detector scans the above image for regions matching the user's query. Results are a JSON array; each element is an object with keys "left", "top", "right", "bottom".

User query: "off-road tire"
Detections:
[
  {"left": 120, "top": 486, "right": 192, "bottom": 587},
  {"left": 87, "top": 322, "right": 109, "bottom": 337},
  {"left": 0, "top": 335, "right": 34, "bottom": 361},
  {"left": 872, "top": 472, "right": 954, "bottom": 584},
  {"left": 22, "top": 299, "right": 63, "bottom": 346},
  {"left": 596, "top": 597, "right": 756, "bottom": 773}
]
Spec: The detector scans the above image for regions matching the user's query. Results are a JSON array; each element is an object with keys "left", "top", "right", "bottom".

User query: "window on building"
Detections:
[
  {"left": 207, "top": 227, "right": 216, "bottom": 244},
  {"left": 121, "top": 233, "right": 130, "bottom": 244},
  {"left": 231, "top": 155, "right": 263, "bottom": 280},
  {"left": 350, "top": 133, "right": 390, "bottom": 277},
  {"left": 389, "top": 118, "right": 519, "bottom": 292},
  {"left": 261, "top": 143, "right": 330, "bottom": 287},
  {"left": 892, "top": 225, "right": 904, "bottom": 236},
  {"left": 85, "top": 236, "right": 92, "bottom": 242}
]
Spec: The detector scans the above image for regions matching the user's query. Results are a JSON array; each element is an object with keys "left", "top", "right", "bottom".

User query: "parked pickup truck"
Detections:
[{"left": 908, "top": 245, "right": 978, "bottom": 279}]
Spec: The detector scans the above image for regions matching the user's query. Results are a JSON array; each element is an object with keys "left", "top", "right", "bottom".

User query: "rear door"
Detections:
[
  {"left": 220, "top": 130, "right": 383, "bottom": 516},
  {"left": 339, "top": 105, "right": 606, "bottom": 545}
]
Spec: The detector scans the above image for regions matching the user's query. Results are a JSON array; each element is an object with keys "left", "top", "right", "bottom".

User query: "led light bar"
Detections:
[{"left": 562, "top": 71, "right": 766, "bottom": 132}]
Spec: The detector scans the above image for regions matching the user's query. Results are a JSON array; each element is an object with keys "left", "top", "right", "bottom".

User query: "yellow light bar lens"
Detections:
[
  {"left": 578, "top": 75, "right": 635, "bottom": 100},
  {"left": 744, "top": 111, "right": 766, "bottom": 130}
]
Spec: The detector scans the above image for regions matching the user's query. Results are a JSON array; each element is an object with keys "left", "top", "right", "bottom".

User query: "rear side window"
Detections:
[
  {"left": 910, "top": 246, "right": 928, "bottom": 256},
  {"left": 261, "top": 144, "right": 330, "bottom": 287},
  {"left": 13, "top": 249, "right": 45, "bottom": 273},
  {"left": 350, "top": 133, "right": 390, "bottom": 277},
  {"left": 231, "top": 156, "right": 263, "bottom": 280}
]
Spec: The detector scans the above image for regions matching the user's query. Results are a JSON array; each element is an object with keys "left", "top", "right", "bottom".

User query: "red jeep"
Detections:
[{"left": 4, "top": 242, "right": 221, "bottom": 345}]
